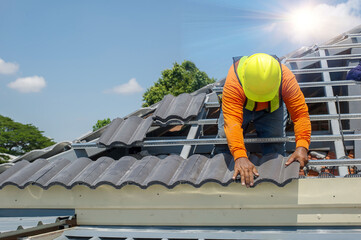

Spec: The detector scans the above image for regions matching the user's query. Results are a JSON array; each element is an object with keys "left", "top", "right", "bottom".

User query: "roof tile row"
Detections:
[
  {"left": 0, "top": 153, "right": 299, "bottom": 189},
  {"left": 98, "top": 93, "right": 206, "bottom": 147}
]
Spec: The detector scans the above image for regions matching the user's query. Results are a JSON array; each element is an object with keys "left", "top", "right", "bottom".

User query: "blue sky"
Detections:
[{"left": 0, "top": 0, "right": 360, "bottom": 142}]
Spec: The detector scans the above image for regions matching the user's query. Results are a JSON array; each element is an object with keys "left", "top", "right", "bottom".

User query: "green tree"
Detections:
[
  {"left": 142, "top": 60, "right": 215, "bottom": 107},
  {"left": 0, "top": 115, "right": 55, "bottom": 156},
  {"left": 0, "top": 154, "right": 10, "bottom": 164},
  {"left": 92, "top": 118, "right": 111, "bottom": 131}
]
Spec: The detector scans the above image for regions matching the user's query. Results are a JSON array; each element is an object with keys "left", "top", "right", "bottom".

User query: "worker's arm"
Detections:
[
  {"left": 222, "top": 66, "right": 247, "bottom": 159},
  {"left": 281, "top": 65, "right": 311, "bottom": 168},
  {"left": 222, "top": 65, "right": 259, "bottom": 187}
]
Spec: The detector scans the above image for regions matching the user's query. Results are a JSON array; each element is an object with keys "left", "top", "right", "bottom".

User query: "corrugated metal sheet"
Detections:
[
  {"left": 98, "top": 116, "right": 153, "bottom": 147},
  {"left": 0, "top": 153, "right": 299, "bottom": 189},
  {"left": 54, "top": 226, "right": 361, "bottom": 240},
  {"left": 0, "top": 216, "right": 60, "bottom": 233},
  {"left": 0, "top": 209, "right": 74, "bottom": 235},
  {"left": 153, "top": 93, "right": 206, "bottom": 125}
]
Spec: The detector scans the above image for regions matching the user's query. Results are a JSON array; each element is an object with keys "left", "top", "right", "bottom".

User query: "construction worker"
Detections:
[{"left": 220, "top": 53, "right": 311, "bottom": 187}]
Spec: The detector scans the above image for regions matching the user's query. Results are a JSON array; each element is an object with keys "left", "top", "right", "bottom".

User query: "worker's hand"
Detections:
[
  {"left": 232, "top": 157, "right": 259, "bottom": 188},
  {"left": 285, "top": 147, "right": 308, "bottom": 168}
]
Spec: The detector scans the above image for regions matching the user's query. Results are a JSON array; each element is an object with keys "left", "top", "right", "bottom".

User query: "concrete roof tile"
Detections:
[{"left": 0, "top": 154, "right": 299, "bottom": 189}]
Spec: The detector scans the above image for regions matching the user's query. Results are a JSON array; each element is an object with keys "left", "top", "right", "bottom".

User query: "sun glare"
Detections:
[{"left": 287, "top": 6, "right": 321, "bottom": 38}]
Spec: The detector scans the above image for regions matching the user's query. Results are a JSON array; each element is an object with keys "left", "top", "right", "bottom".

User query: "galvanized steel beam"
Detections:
[
  {"left": 304, "top": 95, "right": 361, "bottom": 103},
  {"left": 318, "top": 43, "right": 361, "bottom": 49},
  {"left": 71, "top": 134, "right": 361, "bottom": 149},
  {"left": 292, "top": 66, "right": 353, "bottom": 74},
  {"left": 180, "top": 107, "right": 208, "bottom": 159},
  {"left": 346, "top": 33, "right": 361, "bottom": 38},
  {"left": 212, "top": 80, "right": 361, "bottom": 93},
  {"left": 162, "top": 113, "right": 361, "bottom": 126},
  {"left": 286, "top": 54, "right": 361, "bottom": 62},
  {"left": 205, "top": 95, "right": 361, "bottom": 108},
  {"left": 308, "top": 159, "right": 361, "bottom": 167},
  {"left": 310, "top": 113, "right": 361, "bottom": 121},
  {"left": 319, "top": 49, "right": 346, "bottom": 164},
  {"left": 298, "top": 80, "right": 361, "bottom": 88},
  {"left": 141, "top": 134, "right": 361, "bottom": 146}
]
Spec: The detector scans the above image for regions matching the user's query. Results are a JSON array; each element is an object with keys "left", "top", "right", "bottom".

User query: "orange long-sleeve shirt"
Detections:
[{"left": 222, "top": 63, "right": 311, "bottom": 160}]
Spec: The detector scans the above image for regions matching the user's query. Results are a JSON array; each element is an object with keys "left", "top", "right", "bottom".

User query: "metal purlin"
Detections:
[
  {"left": 72, "top": 134, "right": 361, "bottom": 148},
  {"left": 180, "top": 95, "right": 209, "bottom": 159},
  {"left": 212, "top": 80, "right": 361, "bottom": 93},
  {"left": 204, "top": 95, "right": 361, "bottom": 108},
  {"left": 318, "top": 48, "right": 347, "bottom": 175}
]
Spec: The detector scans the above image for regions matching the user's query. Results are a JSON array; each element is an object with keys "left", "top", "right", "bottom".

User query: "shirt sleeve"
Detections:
[
  {"left": 222, "top": 65, "right": 248, "bottom": 160},
  {"left": 281, "top": 64, "right": 311, "bottom": 150}
]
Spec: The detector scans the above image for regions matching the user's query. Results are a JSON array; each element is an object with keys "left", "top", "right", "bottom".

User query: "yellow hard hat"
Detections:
[{"left": 239, "top": 53, "right": 281, "bottom": 102}]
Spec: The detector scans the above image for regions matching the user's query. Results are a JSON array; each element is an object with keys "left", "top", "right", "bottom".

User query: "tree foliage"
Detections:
[
  {"left": 0, "top": 115, "right": 55, "bottom": 156},
  {"left": 0, "top": 154, "right": 10, "bottom": 164},
  {"left": 92, "top": 118, "right": 111, "bottom": 131},
  {"left": 142, "top": 60, "right": 215, "bottom": 107}
]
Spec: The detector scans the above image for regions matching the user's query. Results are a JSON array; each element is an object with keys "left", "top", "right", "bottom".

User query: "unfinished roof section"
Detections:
[
  {"left": 153, "top": 93, "right": 206, "bottom": 125},
  {"left": 0, "top": 153, "right": 300, "bottom": 189},
  {"left": 98, "top": 116, "right": 153, "bottom": 147},
  {"left": 281, "top": 25, "right": 361, "bottom": 175}
]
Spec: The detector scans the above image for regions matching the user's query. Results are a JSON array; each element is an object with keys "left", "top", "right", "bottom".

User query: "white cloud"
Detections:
[
  {"left": 105, "top": 78, "right": 144, "bottom": 95},
  {"left": 266, "top": 0, "right": 361, "bottom": 44},
  {"left": 0, "top": 58, "right": 19, "bottom": 75},
  {"left": 8, "top": 76, "right": 46, "bottom": 93}
]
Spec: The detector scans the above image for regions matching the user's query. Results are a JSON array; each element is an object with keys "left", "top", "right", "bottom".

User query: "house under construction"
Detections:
[{"left": 1, "top": 25, "right": 361, "bottom": 239}]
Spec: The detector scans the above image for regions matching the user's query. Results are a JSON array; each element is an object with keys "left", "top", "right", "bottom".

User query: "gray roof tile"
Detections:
[
  {"left": 46, "top": 157, "right": 92, "bottom": 188},
  {"left": 93, "top": 156, "right": 137, "bottom": 188},
  {"left": 26, "top": 159, "right": 71, "bottom": 188},
  {"left": 252, "top": 153, "right": 300, "bottom": 187},
  {"left": 68, "top": 157, "right": 114, "bottom": 187},
  {"left": 98, "top": 116, "right": 153, "bottom": 147},
  {"left": 153, "top": 93, "right": 206, "bottom": 125},
  {"left": 195, "top": 154, "right": 234, "bottom": 186},
  {"left": 0, "top": 159, "right": 48, "bottom": 189},
  {"left": 0, "top": 160, "right": 29, "bottom": 186},
  {"left": 143, "top": 155, "right": 183, "bottom": 187},
  {"left": 170, "top": 155, "right": 209, "bottom": 185},
  {"left": 0, "top": 154, "right": 299, "bottom": 189},
  {"left": 120, "top": 156, "right": 160, "bottom": 188}
]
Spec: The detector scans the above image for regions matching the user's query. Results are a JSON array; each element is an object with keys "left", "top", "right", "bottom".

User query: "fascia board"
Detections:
[{"left": 1, "top": 178, "right": 361, "bottom": 226}]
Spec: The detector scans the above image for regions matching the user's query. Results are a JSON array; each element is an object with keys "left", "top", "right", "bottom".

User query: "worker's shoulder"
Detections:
[
  {"left": 281, "top": 64, "right": 296, "bottom": 81},
  {"left": 281, "top": 63, "right": 292, "bottom": 72},
  {"left": 225, "top": 65, "right": 240, "bottom": 87}
]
